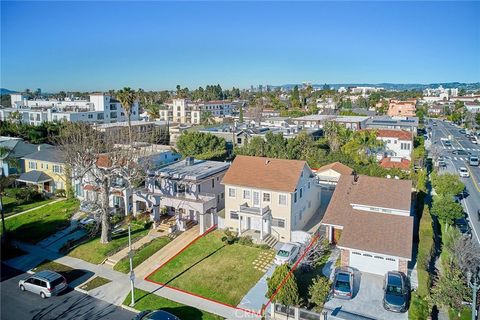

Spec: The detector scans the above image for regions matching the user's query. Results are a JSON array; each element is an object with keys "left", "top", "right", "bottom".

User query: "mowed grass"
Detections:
[
  {"left": 3, "top": 199, "right": 79, "bottom": 244},
  {"left": 68, "top": 222, "right": 150, "bottom": 264},
  {"left": 2, "top": 195, "right": 53, "bottom": 217},
  {"left": 79, "top": 276, "right": 111, "bottom": 291},
  {"left": 32, "top": 260, "right": 86, "bottom": 283},
  {"left": 114, "top": 237, "right": 170, "bottom": 273},
  {"left": 124, "top": 288, "right": 223, "bottom": 320},
  {"left": 147, "top": 230, "right": 269, "bottom": 306}
]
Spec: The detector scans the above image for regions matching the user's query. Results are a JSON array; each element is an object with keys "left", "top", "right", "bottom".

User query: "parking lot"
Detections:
[{"left": 324, "top": 272, "right": 407, "bottom": 320}]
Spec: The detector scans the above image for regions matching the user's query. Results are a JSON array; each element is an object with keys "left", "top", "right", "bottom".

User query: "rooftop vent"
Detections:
[{"left": 185, "top": 156, "right": 194, "bottom": 166}]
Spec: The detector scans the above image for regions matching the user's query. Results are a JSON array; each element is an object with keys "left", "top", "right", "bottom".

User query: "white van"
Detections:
[{"left": 469, "top": 156, "right": 479, "bottom": 166}]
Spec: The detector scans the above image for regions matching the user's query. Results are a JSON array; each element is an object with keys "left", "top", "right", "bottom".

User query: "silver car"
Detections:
[
  {"left": 274, "top": 243, "right": 301, "bottom": 265},
  {"left": 19, "top": 270, "right": 67, "bottom": 298}
]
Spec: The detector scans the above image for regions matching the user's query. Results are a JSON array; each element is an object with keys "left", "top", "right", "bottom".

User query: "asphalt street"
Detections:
[
  {"left": 427, "top": 119, "right": 480, "bottom": 244},
  {"left": 0, "top": 263, "right": 134, "bottom": 320}
]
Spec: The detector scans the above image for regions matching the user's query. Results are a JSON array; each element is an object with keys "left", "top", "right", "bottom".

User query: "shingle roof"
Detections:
[
  {"left": 374, "top": 129, "right": 413, "bottom": 141},
  {"left": 322, "top": 174, "right": 413, "bottom": 259},
  {"left": 222, "top": 155, "right": 306, "bottom": 192},
  {"left": 0, "top": 138, "right": 38, "bottom": 159},
  {"left": 315, "top": 162, "right": 353, "bottom": 176},
  {"left": 17, "top": 170, "right": 53, "bottom": 183},
  {"left": 22, "top": 147, "right": 64, "bottom": 163}
]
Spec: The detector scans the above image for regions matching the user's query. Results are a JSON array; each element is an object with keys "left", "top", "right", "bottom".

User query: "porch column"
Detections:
[
  {"left": 210, "top": 208, "right": 216, "bottom": 227},
  {"left": 260, "top": 216, "right": 264, "bottom": 240},
  {"left": 199, "top": 212, "right": 206, "bottom": 234},
  {"left": 328, "top": 226, "right": 333, "bottom": 243},
  {"left": 238, "top": 215, "right": 242, "bottom": 234}
]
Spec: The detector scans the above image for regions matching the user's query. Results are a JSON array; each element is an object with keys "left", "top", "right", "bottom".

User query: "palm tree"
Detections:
[
  {"left": 200, "top": 111, "right": 215, "bottom": 126},
  {"left": 117, "top": 87, "right": 136, "bottom": 144},
  {"left": 145, "top": 104, "right": 160, "bottom": 120}
]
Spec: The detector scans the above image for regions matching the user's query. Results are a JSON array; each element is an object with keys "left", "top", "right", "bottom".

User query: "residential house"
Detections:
[
  {"left": 18, "top": 147, "right": 66, "bottom": 193},
  {"left": 159, "top": 99, "right": 233, "bottom": 124},
  {"left": 133, "top": 157, "right": 230, "bottom": 234},
  {"left": 321, "top": 174, "right": 413, "bottom": 275},
  {"left": 0, "top": 137, "right": 38, "bottom": 177},
  {"left": 374, "top": 129, "right": 413, "bottom": 161},
  {"left": 292, "top": 115, "right": 368, "bottom": 130},
  {"left": 387, "top": 100, "right": 417, "bottom": 117},
  {"left": 314, "top": 162, "right": 353, "bottom": 185},
  {"left": 222, "top": 155, "right": 322, "bottom": 244}
]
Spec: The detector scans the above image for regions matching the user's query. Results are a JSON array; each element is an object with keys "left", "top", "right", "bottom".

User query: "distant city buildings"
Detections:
[
  {"left": 159, "top": 98, "right": 233, "bottom": 124},
  {"left": 1, "top": 93, "right": 139, "bottom": 125}
]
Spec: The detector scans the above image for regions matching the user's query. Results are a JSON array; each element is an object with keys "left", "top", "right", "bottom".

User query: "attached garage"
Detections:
[{"left": 349, "top": 251, "right": 398, "bottom": 275}]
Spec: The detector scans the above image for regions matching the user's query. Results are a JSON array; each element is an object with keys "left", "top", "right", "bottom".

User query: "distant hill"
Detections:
[{"left": 0, "top": 88, "right": 17, "bottom": 95}]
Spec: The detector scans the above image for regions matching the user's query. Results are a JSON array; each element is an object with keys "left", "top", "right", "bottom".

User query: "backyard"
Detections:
[
  {"left": 147, "top": 230, "right": 271, "bottom": 306},
  {"left": 68, "top": 221, "right": 151, "bottom": 264},
  {"left": 114, "top": 236, "right": 171, "bottom": 273},
  {"left": 3, "top": 199, "right": 79, "bottom": 243},
  {"left": 124, "top": 289, "right": 223, "bottom": 320}
]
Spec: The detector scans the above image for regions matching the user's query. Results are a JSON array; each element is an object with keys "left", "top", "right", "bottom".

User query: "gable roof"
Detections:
[
  {"left": 222, "top": 155, "right": 306, "bottom": 192},
  {"left": 379, "top": 157, "right": 411, "bottom": 170},
  {"left": 374, "top": 129, "right": 413, "bottom": 141},
  {"left": 0, "top": 138, "right": 38, "bottom": 160},
  {"left": 22, "top": 147, "right": 64, "bottom": 164},
  {"left": 322, "top": 174, "right": 413, "bottom": 259},
  {"left": 315, "top": 162, "right": 353, "bottom": 176}
]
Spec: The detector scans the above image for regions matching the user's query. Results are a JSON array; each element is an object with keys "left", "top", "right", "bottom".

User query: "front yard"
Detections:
[
  {"left": 147, "top": 230, "right": 271, "bottom": 306},
  {"left": 68, "top": 221, "right": 151, "bottom": 264},
  {"left": 2, "top": 189, "right": 53, "bottom": 217},
  {"left": 3, "top": 199, "right": 79, "bottom": 243},
  {"left": 32, "top": 260, "right": 87, "bottom": 283},
  {"left": 114, "top": 236, "right": 170, "bottom": 273},
  {"left": 124, "top": 289, "right": 223, "bottom": 320}
]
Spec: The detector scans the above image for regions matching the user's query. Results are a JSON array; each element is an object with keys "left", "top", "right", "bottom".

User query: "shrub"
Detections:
[
  {"left": 409, "top": 292, "right": 430, "bottom": 320},
  {"left": 14, "top": 186, "right": 42, "bottom": 203},
  {"left": 221, "top": 229, "right": 238, "bottom": 245},
  {"left": 308, "top": 276, "right": 331, "bottom": 310},
  {"left": 238, "top": 235, "right": 254, "bottom": 246},
  {"left": 55, "top": 189, "right": 66, "bottom": 198}
]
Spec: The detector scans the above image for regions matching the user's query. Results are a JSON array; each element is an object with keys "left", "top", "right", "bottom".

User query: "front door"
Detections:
[{"left": 253, "top": 191, "right": 260, "bottom": 207}]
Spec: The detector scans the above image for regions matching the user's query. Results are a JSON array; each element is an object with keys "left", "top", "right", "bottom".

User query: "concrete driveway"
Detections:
[{"left": 324, "top": 272, "right": 407, "bottom": 320}]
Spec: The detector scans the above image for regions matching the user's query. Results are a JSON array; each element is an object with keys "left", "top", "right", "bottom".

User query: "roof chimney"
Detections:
[{"left": 265, "top": 159, "right": 270, "bottom": 165}]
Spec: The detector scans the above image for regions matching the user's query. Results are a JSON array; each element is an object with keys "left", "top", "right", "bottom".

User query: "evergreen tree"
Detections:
[{"left": 266, "top": 264, "right": 301, "bottom": 306}]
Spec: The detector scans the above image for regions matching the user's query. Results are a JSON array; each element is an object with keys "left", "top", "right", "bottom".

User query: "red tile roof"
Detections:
[
  {"left": 379, "top": 157, "right": 411, "bottom": 170},
  {"left": 374, "top": 129, "right": 413, "bottom": 141}
]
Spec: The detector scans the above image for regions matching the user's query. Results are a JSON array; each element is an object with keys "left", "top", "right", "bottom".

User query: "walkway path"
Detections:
[
  {"left": 5, "top": 198, "right": 64, "bottom": 220},
  {"left": 134, "top": 225, "right": 199, "bottom": 279},
  {"left": 322, "top": 247, "right": 340, "bottom": 281},
  {"left": 104, "top": 228, "right": 165, "bottom": 267}
]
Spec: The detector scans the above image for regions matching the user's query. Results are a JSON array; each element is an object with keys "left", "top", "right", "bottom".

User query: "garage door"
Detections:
[{"left": 349, "top": 251, "right": 398, "bottom": 275}]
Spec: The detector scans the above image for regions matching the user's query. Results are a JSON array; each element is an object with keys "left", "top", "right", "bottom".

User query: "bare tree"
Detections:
[
  {"left": 453, "top": 235, "right": 480, "bottom": 277},
  {"left": 58, "top": 123, "right": 151, "bottom": 243}
]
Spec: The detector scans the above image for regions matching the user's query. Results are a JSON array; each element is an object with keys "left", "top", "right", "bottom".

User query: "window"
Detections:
[
  {"left": 97, "top": 113, "right": 104, "bottom": 120},
  {"left": 374, "top": 256, "right": 384, "bottom": 259},
  {"left": 352, "top": 251, "right": 361, "bottom": 255},
  {"left": 263, "top": 193, "right": 270, "bottom": 202},
  {"left": 272, "top": 218, "right": 285, "bottom": 228},
  {"left": 88, "top": 114, "right": 93, "bottom": 119},
  {"left": 308, "top": 201, "right": 311, "bottom": 209},
  {"left": 299, "top": 188, "right": 303, "bottom": 198},
  {"left": 228, "top": 188, "right": 236, "bottom": 198},
  {"left": 230, "top": 211, "right": 239, "bottom": 220},
  {"left": 386, "top": 257, "right": 396, "bottom": 261},
  {"left": 243, "top": 190, "right": 250, "bottom": 200},
  {"left": 279, "top": 194, "right": 287, "bottom": 205},
  {"left": 53, "top": 165, "right": 63, "bottom": 174},
  {"left": 401, "top": 143, "right": 410, "bottom": 150},
  {"left": 221, "top": 192, "right": 224, "bottom": 199},
  {"left": 294, "top": 192, "right": 297, "bottom": 203},
  {"left": 28, "top": 161, "right": 37, "bottom": 169}
]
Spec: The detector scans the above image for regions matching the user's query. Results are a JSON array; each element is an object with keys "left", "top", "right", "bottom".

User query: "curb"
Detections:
[
  {"left": 74, "top": 286, "right": 89, "bottom": 295},
  {"left": 121, "top": 304, "right": 141, "bottom": 314}
]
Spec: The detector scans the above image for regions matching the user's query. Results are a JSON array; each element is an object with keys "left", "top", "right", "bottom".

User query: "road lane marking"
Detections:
[
  {"left": 454, "top": 157, "right": 458, "bottom": 161},
  {"left": 461, "top": 194, "right": 480, "bottom": 244},
  {"left": 465, "top": 165, "right": 480, "bottom": 193}
]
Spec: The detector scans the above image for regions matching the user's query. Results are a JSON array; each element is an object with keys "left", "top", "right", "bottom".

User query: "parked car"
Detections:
[
  {"left": 134, "top": 310, "right": 181, "bottom": 320},
  {"left": 383, "top": 271, "right": 409, "bottom": 313},
  {"left": 444, "top": 140, "right": 452, "bottom": 147},
  {"left": 469, "top": 156, "right": 479, "bottom": 166},
  {"left": 459, "top": 129, "right": 466, "bottom": 134},
  {"left": 332, "top": 267, "right": 354, "bottom": 299},
  {"left": 274, "top": 242, "right": 301, "bottom": 265},
  {"left": 452, "top": 150, "right": 471, "bottom": 156},
  {"left": 455, "top": 217, "right": 471, "bottom": 236},
  {"left": 19, "top": 270, "right": 67, "bottom": 298},
  {"left": 458, "top": 167, "right": 470, "bottom": 178}
]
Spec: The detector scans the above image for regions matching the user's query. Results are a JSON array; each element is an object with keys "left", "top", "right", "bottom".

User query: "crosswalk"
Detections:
[
  {"left": 443, "top": 156, "right": 469, "bottom": 161},
  {"left": 442, "top": 146, "right": 480, "bottom": 152}
]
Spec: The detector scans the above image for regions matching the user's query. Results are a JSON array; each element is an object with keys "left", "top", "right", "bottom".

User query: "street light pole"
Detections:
[
  {"left": 128, "top": 223, "right": 135, "bottom": 306},
  {"left": 468, "top": 270, "right": 479, "bottom": 320}
]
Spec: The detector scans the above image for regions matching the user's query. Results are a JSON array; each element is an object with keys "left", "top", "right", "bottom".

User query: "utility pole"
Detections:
[
  {"left": 128, "top": 223, "right": 135, "bottom": 306},
  {"left": 468, "top": 269, "right": 479, "bottom": 320}
]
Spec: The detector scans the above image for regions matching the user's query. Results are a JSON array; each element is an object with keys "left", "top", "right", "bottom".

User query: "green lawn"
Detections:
[
  {"left": 79, "top": 276, "right": 111, "bottom": 291},
  {"left": 114, "top": 237, "right": 170, "bottom": 273},
  {"left": 32, "top": 260, "right": 87, "bottom": 283},
  {"left": 68, "top": 222, "right": 150, "bottom": 264},
  {"left": 3, "top": 199, "right": 79, "bottom": 244},
  {"left": 147, "top": 230, "right": 269, "bottom": 306},
  {"left": 124, "top": 289, "right": 223, "bottom": 320},
  {"left": 2, "top": 194, "right": 53, "bottom": 217},
  {"left": 448, "top": 307, "right": 472, "bottom": 320}
]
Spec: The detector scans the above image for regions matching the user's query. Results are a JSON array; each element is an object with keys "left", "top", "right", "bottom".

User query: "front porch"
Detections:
[
  {"left": 16, "top": 170, "right": 54, "bottom": 193},
  {"left": 236, "top": 203, "right": 276, "bottom": 246}
]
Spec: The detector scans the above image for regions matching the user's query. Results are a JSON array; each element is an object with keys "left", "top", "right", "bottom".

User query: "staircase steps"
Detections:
[
  {"left": 103, "top": 258, "right": 118, "bottom": 268},
  {"left": 185, "top": 220, "right": 197, "bottom": 230},
  {"left": 263, "top": 234, "right": 278, "bottom": 248}
]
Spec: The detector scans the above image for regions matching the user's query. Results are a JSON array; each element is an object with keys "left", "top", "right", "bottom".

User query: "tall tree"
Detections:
[
  {"left": 116, "top": 87, "right": 136, "bottom": 144},
  {"left": 266, "top": 264, "right": 301, "bottom": 307},
  {"left": 431, "top": 195, "right": 464, "bottom": 225}
]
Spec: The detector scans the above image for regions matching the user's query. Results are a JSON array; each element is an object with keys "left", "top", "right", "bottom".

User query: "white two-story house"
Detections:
[{"left": 221, "top": 155, "right": 322, "bottom": 245}]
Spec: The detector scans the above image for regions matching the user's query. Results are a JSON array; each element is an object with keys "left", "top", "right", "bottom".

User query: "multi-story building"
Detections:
[
  {"left": 387, "top": 99, "right": 417, "bottom": 117},
  {"left": 292, "top": 115, "right": 369, "bottom": 130},
  {"left": 365, "top": 116, "right": 419, "bottom": 135},
  {"left": 133, "top": 157, "right": 230, "bottom": 234},
  {"left": 17, "top": 147, "right": 67, "bottom": 193},
  {"left": 222, "top": 155, "right": 322, "bottom": 244},
  {"left": 158, "top": 98, "right": 233, "bottom": 124},
  {"left": 374, "top": 129, "right": 413, "bottom": 161},
  {"left": 1, "top": 93, "right": 139, "bottom": 125}
]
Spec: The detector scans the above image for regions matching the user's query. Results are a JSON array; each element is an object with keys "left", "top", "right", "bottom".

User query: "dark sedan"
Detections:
[{"left": 383, "top": 271, "right": 409, "bottom": 313}]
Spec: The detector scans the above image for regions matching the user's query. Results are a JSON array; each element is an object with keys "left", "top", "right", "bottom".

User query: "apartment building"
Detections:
[
  {"left": 387, "top": 99, "right": 417, "bottom": 117},
  {"left": 222, "top": 156, "right": 322, "bottom": 243},
  {"left": 158, "top": 98, "right": 233, "bottom": 124},
  {"left": 1, "top": 93, "right": 139, "bottom": 125}
]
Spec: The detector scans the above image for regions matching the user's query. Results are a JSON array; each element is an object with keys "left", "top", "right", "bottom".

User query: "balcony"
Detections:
[{"left": 239, "top": 203, "right": 270, "bottom": 216}]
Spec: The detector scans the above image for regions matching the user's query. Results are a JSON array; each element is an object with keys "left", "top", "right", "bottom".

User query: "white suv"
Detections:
[{"left": 458, "top": 167, "right": 470, "bottom": 178}]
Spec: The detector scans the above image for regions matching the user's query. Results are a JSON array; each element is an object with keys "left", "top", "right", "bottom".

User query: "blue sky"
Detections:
[{"left": 1, "top": 1, "right": 479, "bottom": 92}]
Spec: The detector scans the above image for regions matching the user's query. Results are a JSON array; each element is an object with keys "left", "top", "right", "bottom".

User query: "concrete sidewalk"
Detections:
[{"left": 134, "top": 225, "right": 200, "bottom": 279}]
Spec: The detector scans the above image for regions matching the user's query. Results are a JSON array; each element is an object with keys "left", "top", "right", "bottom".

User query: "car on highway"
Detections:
[
  {"left": 452, "top": 150, "right": 471, "bottom": 156},
  {"left": 332, "top": 267, "right": 355, "bottom": 299},
  {"left": 469, "top": 156, "right": 479, "bottom": 166},
  {"left": 19, "top": 270, "right": 67, "bottom": 298},
  {"left": 383, "top": 271, "right": 409, "bottom": 313},
  {"left": 444, "top": 140, "right": 452, "bottom": 147},
  {"left": 433, "top": 122, "right": 437, "bottom": 126},
  {"left": 460, "top": 129, "right": 466, "bottom": 134},
  {"left": 470, "top": 137, "right": 478, "bottom": 144},
  {"left": 458, "top": 167, "right": 470, "bottom": 178},
  {"left": 134, "top": 310, "right": 181, "bottom": 320},
  {"left": 274, "top": 242, "right": 301, "bottom": 265}
]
